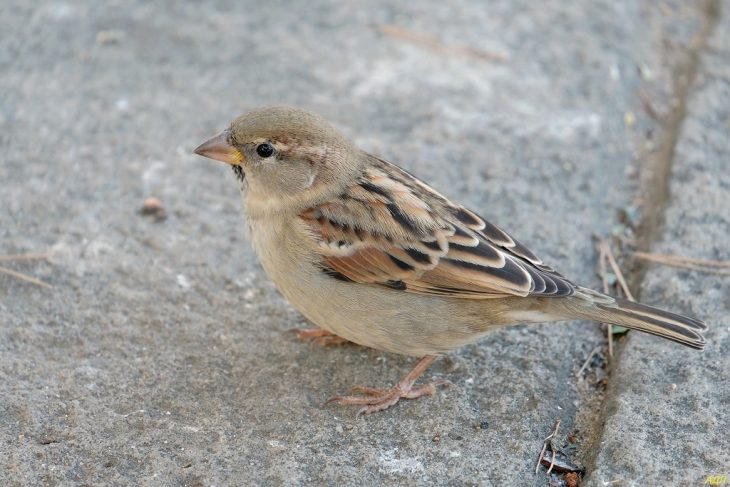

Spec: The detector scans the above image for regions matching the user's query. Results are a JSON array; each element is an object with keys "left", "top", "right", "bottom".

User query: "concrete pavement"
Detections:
[{"left": 1, "top": 1, "right": 726, "bottom": 485}]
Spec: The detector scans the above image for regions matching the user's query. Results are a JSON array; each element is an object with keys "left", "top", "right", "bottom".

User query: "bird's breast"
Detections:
[{"left": 244, "top": 216, "right": 514, "bottom": 355}]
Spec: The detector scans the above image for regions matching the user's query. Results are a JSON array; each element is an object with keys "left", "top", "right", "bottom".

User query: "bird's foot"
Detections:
[
  {"left": 325, "top": 379, "right": 450, "bottom": 416},
  {"left": 323, "top": 355, "right": 449, "bottom": 415},
  {"left": 289, "top": 327, "right": 349, "bottom": 346}
]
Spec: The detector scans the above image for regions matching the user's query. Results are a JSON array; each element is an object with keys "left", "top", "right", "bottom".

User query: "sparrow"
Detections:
[{"left": 194, "top": 106, "right": 707, "bottom": 415}]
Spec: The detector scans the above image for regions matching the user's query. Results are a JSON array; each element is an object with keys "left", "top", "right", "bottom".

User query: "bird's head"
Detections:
[{"left": 194, "top": 106, "right": 360, "bottom": 210}]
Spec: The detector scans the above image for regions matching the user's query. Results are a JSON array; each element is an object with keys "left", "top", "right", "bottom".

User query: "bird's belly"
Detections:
[
  {"left": 266, "top": 258, "right": 506, "bottom": 356},
  {"left": 247, "top": 216, "right": 512, "bottom": 356}
]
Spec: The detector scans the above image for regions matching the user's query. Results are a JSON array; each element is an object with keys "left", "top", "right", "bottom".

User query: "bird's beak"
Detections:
[{"left": 193, "top": 129, "right": 245, "bottom": 165}]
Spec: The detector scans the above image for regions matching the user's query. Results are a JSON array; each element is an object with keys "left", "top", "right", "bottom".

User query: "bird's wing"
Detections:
[{"left": 299, "top": 157, "right": 575, "bottom": 299}]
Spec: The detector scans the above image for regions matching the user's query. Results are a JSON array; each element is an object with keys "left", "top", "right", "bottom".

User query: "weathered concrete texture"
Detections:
[
  {"left": 586, "top": 5, "right": 730, "bottom": 486},
  {"left": 0, "top": 1, "right": 724, "bottom": 485}
]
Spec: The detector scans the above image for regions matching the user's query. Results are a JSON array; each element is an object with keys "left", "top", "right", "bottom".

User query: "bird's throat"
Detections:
[{"left": 231, "top": 165, "right": 245, "bottom": 182}]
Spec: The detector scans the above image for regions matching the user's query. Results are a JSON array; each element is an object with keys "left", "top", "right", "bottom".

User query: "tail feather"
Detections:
[{"left": 564, "top": 288, "right": 707, "bottom": 350}]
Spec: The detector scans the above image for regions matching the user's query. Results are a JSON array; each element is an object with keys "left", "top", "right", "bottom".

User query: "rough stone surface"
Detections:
[
  {"left": 587, "top": 6, "right": 730, "bottom": 486},
  {"left": 0, "top": 1, "right": 725, "bottom": 485}
]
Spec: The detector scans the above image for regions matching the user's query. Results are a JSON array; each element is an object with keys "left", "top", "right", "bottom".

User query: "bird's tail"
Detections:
[{"left": 555, "top": 287, "right": 708, "bottom": 350}]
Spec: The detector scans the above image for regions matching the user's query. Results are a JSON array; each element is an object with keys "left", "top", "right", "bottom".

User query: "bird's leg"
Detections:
[
  {"left": 289, "top": 327, "right": 350, "bottom": 346},
  {"left": 325, "top": 355, "right": 449, "bottom": 415}
]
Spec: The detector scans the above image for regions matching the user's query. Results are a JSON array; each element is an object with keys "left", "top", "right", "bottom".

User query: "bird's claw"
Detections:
[{"left": 324, "top": 378, "right": 451, "bottom": 416}]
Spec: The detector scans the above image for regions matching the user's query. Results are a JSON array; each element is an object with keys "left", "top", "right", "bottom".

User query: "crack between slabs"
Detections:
[{"left": 579, "top": 0, "right": 721, "bottom": 477}]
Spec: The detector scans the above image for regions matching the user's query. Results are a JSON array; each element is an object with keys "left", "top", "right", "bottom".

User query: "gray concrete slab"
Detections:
[
  {"left": 0, "top": 1, "right": 723, "bottom": 485},
  {"left": 586, "top": 6, "right": 730, "bottom": 486}
]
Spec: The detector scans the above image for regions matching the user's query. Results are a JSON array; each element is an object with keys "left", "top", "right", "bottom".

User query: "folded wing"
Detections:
[{"left": 300, "top": 156, "right": 575, "bottom": 299}]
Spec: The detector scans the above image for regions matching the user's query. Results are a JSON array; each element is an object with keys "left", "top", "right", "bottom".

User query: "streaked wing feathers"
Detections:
[{"left": 299, "top": 156, "right": 575, "bottom": 299}]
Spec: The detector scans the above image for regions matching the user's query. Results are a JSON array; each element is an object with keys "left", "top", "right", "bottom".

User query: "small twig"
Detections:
[
  {"left": 577, "top": 345, "right": 601, "bottom": 378},
  {"left": 638, "top": 88, "right": 659, "bottom": 120},
  {"left": 536, "top": 439, "right": 549, "bottom": 474},
  {"left": 546, "top": 450, "right": 557, "bottom": 476},
  {"left": 378, "top": 25, "right": 508, "bottom": 63},
  {"left": 0, "top": 266, "right": 52, "bottom": 288},
  {"left": 0, "top": 252, "right": 50, "bottom": 262},
  {"left": 634, "top": 251, "right": 730, "bottom": 268},
  {"left": 597, "top": 242, "right": 614, "bottom": 358},
  {"left": 633, "top": 251, "right": 730, "bottom": 275},
  {"left": 536, "top": 419, "right": 561, "bottom": 474},
  {"left": 546, "top": 420, "right": 561, "bottom": 475},
  {"left": 602, "top": 241, "right": 635, "bottom": 301},
  {"left": 598, "top": 242, "right": 609, "bottom": 292}
]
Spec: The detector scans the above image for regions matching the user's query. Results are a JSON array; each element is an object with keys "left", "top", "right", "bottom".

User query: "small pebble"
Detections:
[
  {"left": 96, "top": 29, "right": 125, "bottom": 45},
  {"left": 115, "top": 98, "right": 130, "bottom": 111},
  {"left": 639, "top": 64, "right": 653, "bottom": 81},
  {"left": 176, "top": 274, "right": 190, "bottom": 289},
  {"left": 140, "top": 197, "right": 167, "bottom": 221},
  {"left": 624, "top": 111, "right": 636, "bottom": 127}
]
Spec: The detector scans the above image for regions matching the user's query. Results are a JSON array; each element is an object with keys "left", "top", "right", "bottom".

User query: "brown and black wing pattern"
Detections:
[{"left": 300, "top": 155, "right": 575, "bottom": 299}]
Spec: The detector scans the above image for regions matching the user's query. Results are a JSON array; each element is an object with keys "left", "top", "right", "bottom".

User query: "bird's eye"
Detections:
[{"left": 256, "top": 143, "right": 275, "bottom": 158}]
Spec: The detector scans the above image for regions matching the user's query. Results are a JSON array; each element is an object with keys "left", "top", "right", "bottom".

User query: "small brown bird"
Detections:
[{"left": 194, "top": 106, "right": 707, "bottom": 415}]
